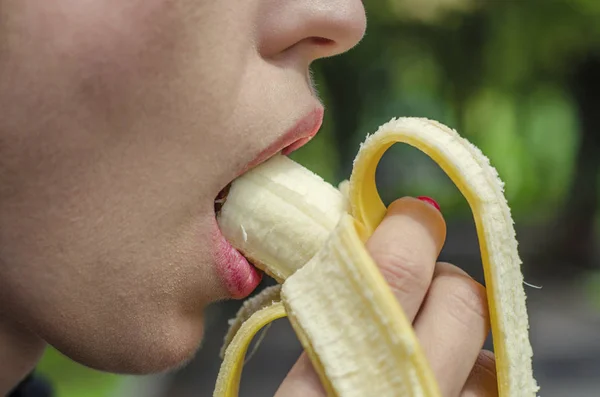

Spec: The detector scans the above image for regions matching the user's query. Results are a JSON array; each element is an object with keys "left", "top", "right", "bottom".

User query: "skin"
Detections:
[{"left": 0, "top": 1, "right": 496, "bottom": 395}]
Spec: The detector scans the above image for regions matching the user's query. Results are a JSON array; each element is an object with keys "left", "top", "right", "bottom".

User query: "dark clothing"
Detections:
[{"left": 8, "top": 372, "right": 53, "bottom": 397}]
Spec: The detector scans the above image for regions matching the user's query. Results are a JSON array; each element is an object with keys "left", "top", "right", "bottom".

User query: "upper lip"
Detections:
[{"left": 241, "top": 107, "right": 324, "bottom": 174}]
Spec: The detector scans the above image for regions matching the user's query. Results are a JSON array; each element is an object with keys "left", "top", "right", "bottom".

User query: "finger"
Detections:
[
  {"left": 275, "top": 352, "right": 326, "bottom": 397},
  {"left": 413, "top": 262, "right": 490, "bottom": 397},
  {"left": 365, "top": 196, "right": 446, "bottom": 320},
  {"left": 461, "top": 350, "right": 499, "bottom": 397}
]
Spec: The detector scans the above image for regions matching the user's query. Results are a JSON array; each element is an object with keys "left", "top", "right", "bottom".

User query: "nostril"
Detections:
[
  {"left": 310, "top": 37, "right": 335, "bottom": 46},
  {"left": 259, "top": 1, "right": 366, "bottom": 61}
]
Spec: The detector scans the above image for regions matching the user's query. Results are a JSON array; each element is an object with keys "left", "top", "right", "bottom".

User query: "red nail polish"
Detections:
[{"left": 417, "top": 196, "right": 441, "bottom": 212}]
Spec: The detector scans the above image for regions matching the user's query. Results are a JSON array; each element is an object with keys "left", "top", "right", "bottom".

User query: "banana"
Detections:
[
  {"left": 214, "top": 117, "right": 539, "bottom": 397},
  {"left": 217, "top": 154, "right": 349, "bottom": 282}
]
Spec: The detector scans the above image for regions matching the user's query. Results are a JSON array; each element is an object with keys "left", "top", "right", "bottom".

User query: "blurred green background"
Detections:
[{"left": 36, "top": 1, "right": 600, "bottom": 396}]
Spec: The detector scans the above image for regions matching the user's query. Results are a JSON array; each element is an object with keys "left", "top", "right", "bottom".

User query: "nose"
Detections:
[{"left": 259, "top": 0, "right": 367, "bottom": 62}]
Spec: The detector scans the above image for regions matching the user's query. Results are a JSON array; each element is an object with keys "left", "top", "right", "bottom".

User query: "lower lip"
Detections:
[{"left": 212, "top": 217, "right": 262, "bottom": 299}]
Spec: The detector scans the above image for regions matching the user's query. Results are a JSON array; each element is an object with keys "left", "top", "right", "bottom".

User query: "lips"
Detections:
[
  {"left": 213, "top": 107, "right": 324, "bottom": 299},
  {"left": 240, "top": 107, "right": 324, "bottom": 176}
]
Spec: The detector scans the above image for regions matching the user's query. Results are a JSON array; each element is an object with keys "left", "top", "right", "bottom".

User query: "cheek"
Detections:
[
  {"left": 63, "top": 0, "right": 253, "bottom": 107},
  {"left": 59, "top": 0, "right": 256, "bottom": 177},
  {"left": 1, "top": 0, "right": 259, "bottom": 189},
  {"left": 2, "top": 0, "right": 254, "bottom": 120},
  {"left": 0, "top": 0, "right": 255, "bottom": 372},
  {"left": 0, "top": 211, "right": 221, "bottom": 373}
]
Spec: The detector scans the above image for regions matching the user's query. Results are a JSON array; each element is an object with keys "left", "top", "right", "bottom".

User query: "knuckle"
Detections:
[
  {"left": 443, "top": 276, "right": 489, "bottom": 324},
  {"left": 370, "top": 248, "right": 431, "bottom": 296},
  {"left": 465, "top": 350, "right": 498, "bottom": 396},
  {"left": 476, "top": 350, "right": 497, "bottom": 374}
]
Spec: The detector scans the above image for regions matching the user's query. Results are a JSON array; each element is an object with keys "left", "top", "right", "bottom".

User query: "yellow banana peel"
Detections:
[{"left": 214, "top": 117, "right": 539, "bottom": 397}]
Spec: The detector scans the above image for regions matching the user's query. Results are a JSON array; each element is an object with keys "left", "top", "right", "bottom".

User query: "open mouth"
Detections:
[
  {"left": 214, "top": 183, "right": 231, "bottom": 216},
  {"left": 212, "top": 186, "right": 262, "bottom": 298},
  {"left": 213, "top": 182, "right": 263, "bottom": 288},
  {"left": 212, "top": 107, "right": 324, "bottom": 298}
]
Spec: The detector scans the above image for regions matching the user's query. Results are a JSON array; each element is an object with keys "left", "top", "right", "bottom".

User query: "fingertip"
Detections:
[
  {"left": 386, "top": 197, "right": 447, "bottom": 252},
  {"left": 417, "top": 196, "right": 441, "bottom": 212}
]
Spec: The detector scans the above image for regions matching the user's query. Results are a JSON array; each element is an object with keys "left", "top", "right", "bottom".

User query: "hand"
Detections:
[{"left": 275, "top": 197, "right": 498, "bottom": 397}]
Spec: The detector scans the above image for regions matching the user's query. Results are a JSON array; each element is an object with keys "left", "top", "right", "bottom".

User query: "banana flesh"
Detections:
[
  {"left": 218, "top": 154, "right": 348, "bottom": 281},
  {"left": 214, "top": 117, "right": 539, "bottom": 396}
]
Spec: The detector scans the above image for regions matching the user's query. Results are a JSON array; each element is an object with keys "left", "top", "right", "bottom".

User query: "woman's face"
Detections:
[{"left": 0, "top": 0, "right": 366, "bottom": 373}]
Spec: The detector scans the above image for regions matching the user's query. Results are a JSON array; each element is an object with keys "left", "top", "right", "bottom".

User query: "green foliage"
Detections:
[
  {"left": 289, "top": 69, "right": 339, "bottom": 184},
  {"left": 462, "top": 84, "right": 578, "bottom": 216},
  {"left": 36, "top": 347, "right": 123, "bottom": 397},
  {"left": 311, "top": 0, "right": 596, "bottom": 220}
]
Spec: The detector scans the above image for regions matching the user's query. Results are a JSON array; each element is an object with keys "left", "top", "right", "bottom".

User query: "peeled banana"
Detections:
[{"left": 214, "top": 117, "right": 539, "bottom": 396}]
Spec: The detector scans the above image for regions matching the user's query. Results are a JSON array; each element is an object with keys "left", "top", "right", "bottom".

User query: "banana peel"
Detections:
[{"left": 214, "top": 117, "right": 539, "bottom": 397}]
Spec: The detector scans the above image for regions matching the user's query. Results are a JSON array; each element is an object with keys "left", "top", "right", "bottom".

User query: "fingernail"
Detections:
[{"left": 417, "top": 196, "right": 441, "bottom": 212}]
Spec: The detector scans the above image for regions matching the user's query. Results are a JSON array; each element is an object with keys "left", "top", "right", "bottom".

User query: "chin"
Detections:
[
  {"left": 52, "top": 313, "right": 206, "bottom": 375},
  {"left": 113, "top": 331, "right": 203, "bottom": 375}
]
